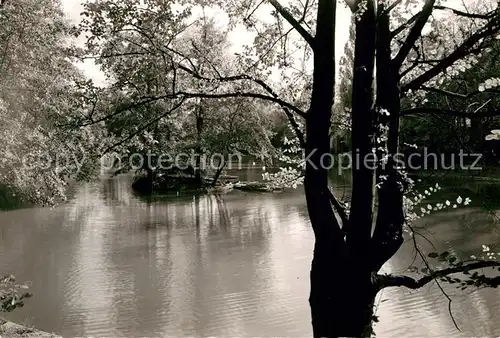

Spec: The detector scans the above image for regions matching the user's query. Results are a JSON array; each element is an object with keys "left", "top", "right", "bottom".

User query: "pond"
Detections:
[{"left": 1, "top": 168, "right": 500, "bottom": 337}]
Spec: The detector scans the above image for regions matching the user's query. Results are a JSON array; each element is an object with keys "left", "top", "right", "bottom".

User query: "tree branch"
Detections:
[
  {"left": 101, "top": 98, "right": 186, "bottom": 155},
  {"left": 434, "top": 5, "right": 496, "bottom": 20},
  {"left": 64, "top": 89, "right": 304, "bottom": 128},
  {"left": 175, "top": 64, "right": 307, "bottom": 118},
  {"left": 173, "top": 58, "right": 306, "bottom": 144},
  {"left": 282, "top": 108, "right": 306, "bottom": 147},
  {"left": 384, "top": 0, "right": 404, "bottom": 15},
  {"left": 60, "top": 95, "right": 175, "bottom": 128},
  {"left": 245, "top": 0, "right": 266, "bottom": 22},
  {"left": 327, "top": 186, "right": 349, "bottom": 232},
  {"left": 299, "top": 0, "right": 310, "bottom": 23},
  {"left": 88, "top": 23, "right": 307, "bottom": 122},
  {"left": 380, "top": 261, "right": 500, "bottom": 289},
  {"left": 420, "top": 85, "right": 500, "bottom": 98},
  {"left": 402, "top": 15, "right": 500, "bottom": 92},
  {"left": 390, "top": 11, "right": 421, "bottom": 39},
  {"left": 81, "top": 52, "right": 151, "bottom": 60},
  {"left": 267, "top": 0, "right": 315, "bottom": 48},
  {"left": 400, "top": 107, "right": 500, "bottom": 118},
  {"left": 392, "top": 0, "right": 436, "bottom": 69}
]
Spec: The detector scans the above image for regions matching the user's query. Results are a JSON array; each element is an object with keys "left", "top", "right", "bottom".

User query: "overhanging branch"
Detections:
[
  {"left": 400, "top": 107, "right": 500, "bottom": 118},
  {"left": 420, "top": 85, "right": 500, "bottom": 98},
  {"left": 177, "top": 91, "right": 307, "bottom": 113},
  {"left": 402, "top": 15, "right": 500, "bottom": 92},
  {"left": 175, "top": 64, "right": 307, "bottom": 119},
  {"left": 380, "top": 261, "right": 500, "bottom": 289},
  {"left": 434, "top": 5, "right": 496, "bottom": 20},
  {"left": 64, "top": 90, "right": 305, "bottom": 128},
  {"left": 60, "top": 95, "right": 174, "bottom": 128},
  {"left": 174, "top": 62, "right": 306, "bottom": 144}
]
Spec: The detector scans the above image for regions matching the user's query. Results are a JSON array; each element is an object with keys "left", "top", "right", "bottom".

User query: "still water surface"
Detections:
[{"left": 1, "top": 172, "right": 500, "bottom": 337}]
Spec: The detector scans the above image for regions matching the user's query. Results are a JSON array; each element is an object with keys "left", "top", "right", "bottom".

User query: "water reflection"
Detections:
[
  {"left": 376, "top": 207, "right": 500, "bottom": 337},
  {"left": 0, "top": 175, "right": 499, "bottom": 337}
]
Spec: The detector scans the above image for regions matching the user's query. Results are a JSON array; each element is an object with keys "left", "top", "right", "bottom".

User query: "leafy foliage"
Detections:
[
  {"left": 0, "top": 275, "right": 31, "bottom": 313},
  {"left": 401, "top": 39, "right": 500, "bottom": 157},
  {"left": 0, "top": 0, "right": 95, "bottom": 206},
  {"left": 70, "top": 12, "right": 277, "bottom": 182}
]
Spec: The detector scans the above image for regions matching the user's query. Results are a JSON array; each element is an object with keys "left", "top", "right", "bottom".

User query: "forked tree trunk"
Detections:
[
  {"left": 305, "top": 0, "right": 366, "bottom": 336},
  {"left": 305, "top": 0, "right": 383, "bottom": 336}
]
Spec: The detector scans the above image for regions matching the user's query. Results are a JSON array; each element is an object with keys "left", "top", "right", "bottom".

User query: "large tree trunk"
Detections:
[
  {"left": 310, "top": 245, "right": 378, "bottom": 337},
  {"left": 304, "top": 0, "right": 359, "bottom": 336},
  {"left": 305, "top": 0, "right": 388, "bottom": 335}
]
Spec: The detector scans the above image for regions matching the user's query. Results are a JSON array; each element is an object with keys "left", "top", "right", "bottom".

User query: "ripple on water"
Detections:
[{"left": 1, "top": 176, "right": 500, "bottom": 337}]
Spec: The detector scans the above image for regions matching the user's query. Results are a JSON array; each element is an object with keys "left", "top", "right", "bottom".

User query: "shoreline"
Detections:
[{"left": 0, "top": 318, "right": 60, "bottom": 337}]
